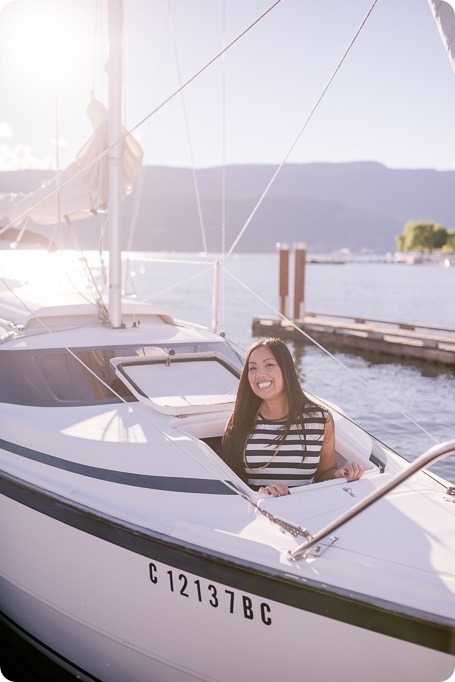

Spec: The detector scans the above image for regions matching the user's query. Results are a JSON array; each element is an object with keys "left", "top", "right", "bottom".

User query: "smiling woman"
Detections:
[{"left": 221, "top": 337, "right": 364, "bottom": 496}]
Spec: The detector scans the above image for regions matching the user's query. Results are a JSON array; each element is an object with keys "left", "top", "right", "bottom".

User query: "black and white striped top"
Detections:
[{"left": 244, "top": 406, "right": 328, "bottom": 489}]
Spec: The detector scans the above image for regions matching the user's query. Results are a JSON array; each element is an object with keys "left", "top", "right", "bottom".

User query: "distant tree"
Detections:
[
  {"left": 396, "top": 220, "right": 448, "bottom": 252},
  {"left": 432, "top": 225, "right": 448, "bottom": 249}
]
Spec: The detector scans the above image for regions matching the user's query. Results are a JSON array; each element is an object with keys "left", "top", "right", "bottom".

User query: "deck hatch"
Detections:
[{"left": 111, "top": 350, "right": 239, "bottom": 415}]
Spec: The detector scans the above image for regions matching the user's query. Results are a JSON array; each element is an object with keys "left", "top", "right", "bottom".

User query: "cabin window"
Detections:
[
  {"left": 0, "top": 341, "right": 241, "bottom": 407},
  {"left": 33, "top": 348, "right": 133, "bottom": 403}
]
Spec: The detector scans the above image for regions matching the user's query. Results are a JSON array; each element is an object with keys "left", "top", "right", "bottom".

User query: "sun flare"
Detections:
[{"left": 2, "top": 1, "right": 95, "bottom": 82}]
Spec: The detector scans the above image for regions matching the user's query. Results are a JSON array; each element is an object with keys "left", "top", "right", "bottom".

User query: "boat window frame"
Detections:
[
  {"left": 111, "top": 350, "right": 240, "bottom": 415},
  {"left": 0, "top": 341, "right": 242, "bottom": 407}
]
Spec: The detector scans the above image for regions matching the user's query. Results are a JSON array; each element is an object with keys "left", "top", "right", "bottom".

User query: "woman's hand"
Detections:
[
  {"left": 259, "top": 484, "right": 290, "bottom": 497},
  {"left": 334, "top": 461, "right": 364, "bottom": 481}
]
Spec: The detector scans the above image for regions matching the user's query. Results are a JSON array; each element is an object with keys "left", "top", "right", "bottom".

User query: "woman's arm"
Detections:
[{"left": 315, "top": 413, "right": 363, "bottom": 482}]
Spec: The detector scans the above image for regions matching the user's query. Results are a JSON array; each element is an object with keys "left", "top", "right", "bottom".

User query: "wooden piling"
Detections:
[
  {"left": 293, "top": 243, "right": 306, "bottom": 321},
  {"left": 277, "top": 243, "right": 289, "bottom": 317}
]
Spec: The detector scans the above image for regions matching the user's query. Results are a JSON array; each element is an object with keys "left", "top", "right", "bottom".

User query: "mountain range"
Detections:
[{"left": 1, "top": 162, "right": 454, "bottom": 253}]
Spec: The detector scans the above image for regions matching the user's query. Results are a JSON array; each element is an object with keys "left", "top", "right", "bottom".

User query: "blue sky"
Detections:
[{"left": 0, "top": 0, "right": 454, "bottom": 172}]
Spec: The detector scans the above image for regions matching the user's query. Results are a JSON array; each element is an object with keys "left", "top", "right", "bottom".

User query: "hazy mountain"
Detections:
[{"left": 1, "top": 162, "right": 453, "bottom": 253}]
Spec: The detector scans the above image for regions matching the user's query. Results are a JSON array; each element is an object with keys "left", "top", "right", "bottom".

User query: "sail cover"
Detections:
[
  {"left": 0, "top": 98, "right": 143, "bottom": 228},
  {"left": 428, "top": 0, "right": 455, "bottom": 72}
]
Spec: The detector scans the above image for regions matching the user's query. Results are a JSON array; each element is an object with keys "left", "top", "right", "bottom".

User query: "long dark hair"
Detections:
[{"left": 221, "top": 337, "right": 324, "bottom": 481}]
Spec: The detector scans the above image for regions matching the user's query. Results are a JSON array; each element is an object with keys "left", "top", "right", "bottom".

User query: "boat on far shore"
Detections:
[{"left": 393, "top": 251, "right": 455, "bottom": 266}]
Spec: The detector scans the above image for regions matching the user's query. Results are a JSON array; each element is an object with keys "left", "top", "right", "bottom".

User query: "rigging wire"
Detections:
[
  {"left": 41, "top": 1, "right": 93, "bottom": 305},
  {"left": 142, "top": 261, "right": 216, "bottom": 302},
  {"left": 221, "top": 0, "right": 227, "bottom": 260},
  {"left": 51, "top": 0, "right": 62, "bottom": 255},
  {"left": 0, "top": 0, "right": 285, "bottom": 240},
  {"left": 65, "top": 218, "right": 110, "bottom": 320},
  {"left": 122, "top": 9, "right": 174, "bottom": 293},
  {"left": 219, "top": 0, "right": 228, "bottom": 333},
  {"left": 167, "top": 0, "right": 208, "bottom": 256},
  {"left": 223, "top": 0, "right": 379, "bottom": 260},
  {"left": 91, "top": 1, "right": 100, "bottom": 97},
  {"left": 222, "top": 266, "right": 440, "bottom": 444},
  {"left": 53, "top": 0, "right": 107, "bottom": 318},
  {"left": 126, "top": 0, "right": 284, "bottom": 139}
]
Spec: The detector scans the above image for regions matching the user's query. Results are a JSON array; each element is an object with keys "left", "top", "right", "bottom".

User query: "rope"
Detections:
[{"left": 64, "top": 217, "right": 109, "bottom": 322}]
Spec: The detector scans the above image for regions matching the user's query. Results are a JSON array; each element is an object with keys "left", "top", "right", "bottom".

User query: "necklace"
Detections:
[
  {"left": 243, "top": 411, "right": 287, "bottom": 472},
  {"left": 259, "top": 410, "right": 288, "bottom": 421},
  {"left": 243, "top": 439, "right": 284, "bottom": 472}
]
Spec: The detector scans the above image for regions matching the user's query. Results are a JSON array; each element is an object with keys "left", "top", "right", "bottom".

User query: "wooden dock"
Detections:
[
  {"left": 252, "top": 312, "right": 455, "bottom": 366},
  {"left": 254, "top": 244, "right": 455, "bottom": 365}
]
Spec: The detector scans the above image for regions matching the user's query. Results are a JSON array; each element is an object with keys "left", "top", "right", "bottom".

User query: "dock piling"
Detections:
[
  {"left": 293, "top": 243, "right": 306, "bottom": 321},
  {"left": 277, "top": 243, "right": 290, "bottom": 317}
]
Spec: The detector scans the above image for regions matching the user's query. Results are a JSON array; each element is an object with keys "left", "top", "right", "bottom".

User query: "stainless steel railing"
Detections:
[{"left": 288, "top": 439, "right": 455, "bottom": 561}]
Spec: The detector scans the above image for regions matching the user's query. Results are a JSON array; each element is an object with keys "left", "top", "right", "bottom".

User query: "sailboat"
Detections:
[{"left": 0, "top": 1, "right": 454, "bottom": 681}]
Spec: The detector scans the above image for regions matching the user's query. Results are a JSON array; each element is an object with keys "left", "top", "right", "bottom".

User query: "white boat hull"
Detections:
[
  {"left": 1, "top": 480, "right": 453, "bottom": 682},
  {"left": 0, "top": 292, "right": 453, "bottom": 680}
]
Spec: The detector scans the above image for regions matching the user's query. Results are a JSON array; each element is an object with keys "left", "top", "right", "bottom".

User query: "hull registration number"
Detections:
[{"left": 149, "top": 561, "right": 272, "bottom": 626}]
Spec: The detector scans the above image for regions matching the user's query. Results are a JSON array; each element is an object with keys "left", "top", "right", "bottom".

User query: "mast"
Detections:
[{"left": 107, "top": 0, "right": 123, "bottom": 328}]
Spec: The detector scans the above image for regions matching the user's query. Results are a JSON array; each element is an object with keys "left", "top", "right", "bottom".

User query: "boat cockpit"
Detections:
[{"left": 0, "top": 339, "right": 385, "bottom": 478}]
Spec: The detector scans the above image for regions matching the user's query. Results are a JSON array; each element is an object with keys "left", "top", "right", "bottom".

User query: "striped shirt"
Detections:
[{"left": 244, "top": 406, "right": 328, "bottom": 489}]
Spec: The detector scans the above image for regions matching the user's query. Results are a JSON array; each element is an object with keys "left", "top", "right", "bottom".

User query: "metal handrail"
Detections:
[{"left": 288, "top": 439, "right": 455, "bottom": 561}]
